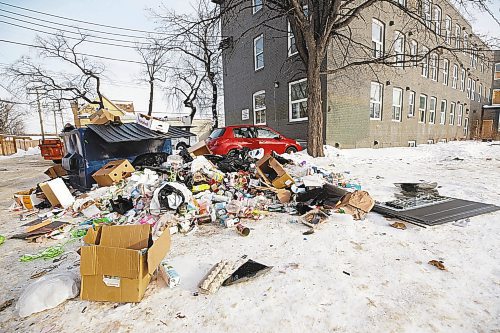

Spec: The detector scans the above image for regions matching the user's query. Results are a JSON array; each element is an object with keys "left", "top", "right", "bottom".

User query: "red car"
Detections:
[{"left": 206, "top": 125, "right": 303, "bottom": 155}]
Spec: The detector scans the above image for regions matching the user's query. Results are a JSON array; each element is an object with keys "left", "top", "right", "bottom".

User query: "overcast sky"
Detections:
[{"left": 0, "top": 0, "right": 499, "bottom": 134}]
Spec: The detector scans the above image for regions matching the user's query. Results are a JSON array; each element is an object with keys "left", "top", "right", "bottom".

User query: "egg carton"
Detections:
[{"left": 199, "top": 260, "right": 234, "bottom": 294}]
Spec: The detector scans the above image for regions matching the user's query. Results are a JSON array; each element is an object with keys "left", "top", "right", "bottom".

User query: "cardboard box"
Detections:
[
  {"left": 256, "top": 155, "right": 294, "bottom": 189},
  {"left": 187, "top": 141, "right": 212, "bottom": 156},
  {"left": 39, "top": 178, "right": 75, "bottom": 208},
  {"left": 14, "top": 188, "right": 43, "bottom": 210},
  {"left": 44, "top": 165, "right": 68, "bottom": 179},
  {"left": 92, "top": 160, "right": 135, "bottom": 187},
  {"left": 80, "top": 224, "right": 171, "bottom": 303},
  {"left": 136, "top": 113, "right": 170, "bottom": 134},
  {"left": 90, "top": 109, "right": 121, "bottom": 125}
]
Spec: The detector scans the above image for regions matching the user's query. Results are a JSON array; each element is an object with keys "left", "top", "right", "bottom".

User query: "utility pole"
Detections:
[{"left": 35, "top": 89, "right": 45, "bottom": 141}]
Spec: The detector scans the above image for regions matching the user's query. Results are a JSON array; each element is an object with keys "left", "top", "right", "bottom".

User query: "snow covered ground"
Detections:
[{"left": 0, "top": 141, "right": 499, "bottom": 333}]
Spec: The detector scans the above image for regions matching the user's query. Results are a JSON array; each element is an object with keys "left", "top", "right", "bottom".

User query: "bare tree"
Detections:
[
  {"left": 136, "top": 38, "right": 170, "bottom": 116},
  {"left": 0, "top": 101, "right": 25, "bottom": 134},
  {"left": 154, "top": 0, "right": 222, "bottom": 128},
  {"left": 5, "top": 33, "right": 105, "bottom": 110},
  {"left": 220, "top": 0, "right": 499, "bottom": 157}
]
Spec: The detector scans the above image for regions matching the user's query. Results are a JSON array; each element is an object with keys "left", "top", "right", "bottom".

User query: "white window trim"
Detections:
[
  {"left": 455, "top": 24, "right": 461, "bottom": 49},
  {"left": 429, "top": 96, "right": 437, "bottom": 124},
  {"left": 449, "top": 102, "right": 456, "bottom": 125},
  {"left": 452, "top": 64, "right": 458, "bottom": 89},
  {"left": 479, "top": 83, "right": 483, "bottom": 102},
  {"left": 442, "top": 59, "right": 449, "bottom": 85},
  {"left": 289, "top": 78, "right": 308, "bottom": 122},
  {"left": 372, "top": 19, "right": 384, "bottom": 59},
  {"left": 408, "top": 90, "right": 416, "bottom": 117},
  {"left": 287, "top": 21, "right": 298, "bottom": 57},
  {"left": 252, "top": 0, "right": 263, "bottom": 14},
  {"left": 253, "top": 90, "right": 266, "bottom": 125},
  {"left": 421, "top": 47, "right": 429, "bottom": 78},
  {"left": 394, "top": 31, "right": 405, "bottom": 67},
  {"left": 419, "top": 94, "right": 427, "bottom": 123},
  {"left": 471, "top": 80, "right": 476, "bottom": 101},
  {"left": 460, "top": 68, "right": 466, "bottom": 91},
  {"left": 439, "top": 99, "right": 447, "bottom": 125},
  {"left": 392, "top": 87, "right": 403, "bottom": 122},
  {"left": 457, "top": 104, "right": 463, "bottom": 126},
  {"left": 445, "top": 16, "right": 452, "bottom": 44},
  {"left": 410, "top": 40, "right": 418, "bottom": 67},
  {"left": 408, "top": 140, "right": 416, "bottom": 147},
  {"left": 433, "top": 5, "right": 441, "bottom": 35},
  {"left": 254, "top": 34, "right": 264, "bottom": 71},
  {"left": 430, "top": 53, "right": 438, "bottom": 81},
  {"left": 370, "top": 81, "right": 383, "bottom": 120}
]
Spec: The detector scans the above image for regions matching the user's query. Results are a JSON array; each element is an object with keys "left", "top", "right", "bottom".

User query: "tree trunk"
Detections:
[
  {"left": 148, "top": 80, "right": 154, "bottom": 116},
  {"left": 306, "top": 55, "right": 324, "bottom": 157},
  {"left": 211, "top": 77, "right": 218, "bottom": 129}
]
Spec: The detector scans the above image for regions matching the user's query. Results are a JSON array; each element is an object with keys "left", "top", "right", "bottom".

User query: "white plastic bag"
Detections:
[{"left": 16, "top": 271, "right": 80, "bottom": 317}]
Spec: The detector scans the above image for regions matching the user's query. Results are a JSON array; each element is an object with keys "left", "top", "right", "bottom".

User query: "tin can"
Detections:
[{"left": 236, "top": 223, "right": 250, "bottom": 236}]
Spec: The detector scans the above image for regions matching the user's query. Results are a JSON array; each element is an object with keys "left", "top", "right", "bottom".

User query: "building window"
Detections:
[
  {"left": 408, "top": 90, "right": 415, "bottom": 117},
  {"left": 422, "top": 0, "right": 432, "bottom": 28},
  {"left": 394, "top": 31, "right": 405, "bottom": 66},
  {"left": 289, "top": 79, "right": 308, "bottom": 122},
  {"left": 253, "top": 90, "right": 266, "bottom": 125},
  {"left": 449, "top": 102, "right": 456, "bottom": 125},
  {"left": 433, "top": 5, "right": 441, "bottom": 34},
  {"left": 445, "top": 16, "right": 452, "bottom": 44},
  {"left": 370, "top": 81, "right": 383, "bottom": 120},
  {"left": 372, "top": 19, "right": 384, "bottom": 58},
  {"left": 254, "top": 34, "right": 264, "bottom": 71},
  {"left": 419, "top": 94, "right": 427, "bottom": 123},
  {"left": 466, "top": 78, "right": 472, "bottom": 99},
  {"left": 429, "top": 96, "right": 436, "bottom": 124},
  {"left": 408, "top": 140, "right": 417, "bottom": 147},
  {"left": 430, "top": 53, "right": 438, "bottom": 81},
  {"left": 464, "top": 117, "right": 469, "bottom": 136},
  {"left": 460, "top": 68, "right": 466, "bottom": 91},
  {"left": 392, "top": 88, "right": 403, "bottom": 121},
  {"left": 421, "top": 46, "right": 429, "bottom": 77},
  {"left": 452, "top": 64, "right": 458, "bottom": 89},
  {"left": 495, "top": 63, "right": 500, "bottom": 80},
  {"left": 457, "top": 104, "right": 463, "bottom": 126},
  {"left": 478, "top": 83, "right": 483, "bottom": 102},
  {"left": 410, "top": 40, "right": 418, "bottom": 66},
  {"left": 252, "top": 0, "right": 263, "bottom": 14},
  {"left": 442, "top": 59, "right": 449, "bottom": 85},
  {"left": 493, "top": 89, "right": 500, "bottom": 105},
  {"left": 455, "top": 24, "right": 461, "bottom": 49},
  {"left": 471, "top": 80, "right": 476, "bottom": 101},
  {"left": 463, "top": 31, "right": 468, "bottom": 54},
  {"left": 287, "top": 22, "right": 298, "bottom": 57},
  {"left": 471, "top": 47, "right": 478, "bottom": 68},
  {"left": 440, "top": 100, "right": 447, "bottom": 125}
]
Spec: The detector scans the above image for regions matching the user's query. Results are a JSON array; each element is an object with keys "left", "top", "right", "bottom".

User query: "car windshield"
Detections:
[{"left": 209, "top": 128, "right": 225, "bottom": 140}]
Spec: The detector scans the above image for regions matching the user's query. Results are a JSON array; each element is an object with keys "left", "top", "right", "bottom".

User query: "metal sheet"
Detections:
[{"left": 87, "top": 123, "right": 167, "bottom": 143}]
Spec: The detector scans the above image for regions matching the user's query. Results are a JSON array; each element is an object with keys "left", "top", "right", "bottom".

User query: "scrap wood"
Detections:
[{"left": 428, "top": 260, "right": 446, "bottom": 271}]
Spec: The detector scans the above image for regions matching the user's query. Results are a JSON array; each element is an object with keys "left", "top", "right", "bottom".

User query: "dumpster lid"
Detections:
[{"left": 87, "top": 123, "right": 168, "bottom": 143}]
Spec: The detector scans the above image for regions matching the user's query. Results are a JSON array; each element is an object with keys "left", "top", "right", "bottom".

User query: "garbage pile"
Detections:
[{"left": 7, "top": 145, "right": 374, "bottom": 314}]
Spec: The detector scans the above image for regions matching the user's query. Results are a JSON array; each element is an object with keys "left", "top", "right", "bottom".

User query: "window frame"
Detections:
[
  {"left": 408, "top": 90, "right": 416, "bottom": 117},
  {"left": 445, "top": 15, "right": 452, "bottom": 44},
  {"left": 370, "top": 81, "right": 383, "bottom": 120},
  {"left": 460, "top": 68, "right": 466, "bottom": 91},
  {"left": 463, "top": 31, "right": 468, "bottom": 55},
  {"left": 457, "top": 104, "right": 463, "bottom": 126},
  {"left": 433, "top": 5, "right": 441, "bottom": 35},
  {"left": 394, "top": 31, "right": 405, "bottom": 67},
  {"left": 478, "top": 83, "right": 483, "bottom": 102},
  {"left": 455, "top": 24, "right": 461, "bottom": 49},
  {"left": 421, "top": 46, "right": 429, "bottom": 78},
  {"left": 392, "top": 87, "right": 403, "bottom": 121},
  {"left": 289, "top": 78, "right": 308, "bottom": 122},
  {"left": 252, "top": 0, "right": 263, "bottom": 14},
  {"left": 439, "top": 99, "right": 447, "bottom": 125},
  {"left": 287, "top": 21, "right": 298, "bottom": 57},
  {"left": 372, "top": 19, "right": 385, "bottom": 59},
  {"left": 252, "top": 90, "right": 267, "bottom": 125},
  {"left": 429, "top": 96, "right": 437, "bottom": 124},
  {"left": 449, "top": 102, "right": 456, "bottom": 125},
  {"left": 442, "top": 59, "right": 449, "bottom": 85},
  {"left": 452, "top": 64, "right": 458, "bottom": 89},
  {"left": 430, "top": 53, "right": 438, "bottom": 81},
  {"left": 410, "top": 40, "right": 418, "bottom": 67},
  {"left": 422, "top": 0, "right": 432, "bottom": 28},
  {"left": 471, "top": 79, "right": 476, "bottom": 101},
  {"left": 419, "top": 94, "right": 427, "bottom": 123},
  {"left": 253, "top": 34, "right": 264, "bottom": 71},
  {"left": 466, "top": 77, "right": 472, "bottom": 99}
]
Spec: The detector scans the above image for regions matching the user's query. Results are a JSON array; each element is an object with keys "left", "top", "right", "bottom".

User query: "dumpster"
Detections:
[
  {"left": 61, "top": 123, "right": 172, "bottom": 191},
  {"left": 39, "top": 138, "right": 64, "bottom": 163}
]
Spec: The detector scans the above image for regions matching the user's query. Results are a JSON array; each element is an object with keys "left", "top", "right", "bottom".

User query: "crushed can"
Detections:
[{"left": 236, "top": 223, "right": 250, "bottom": 236}]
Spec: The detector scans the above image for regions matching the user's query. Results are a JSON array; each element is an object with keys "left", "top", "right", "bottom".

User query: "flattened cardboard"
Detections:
[
  {"left": 335, "top": 190, "right": 375, "bottom": 220},
  {"left": 90, "top": 109, "right": 121, "bottom": 125},
  {"left": 44, "top": 165, "right": 67, "bottom": 179},
  {"left": 136, "top": 113, "right": 170, "bottom": 134},
  {"left": 39, "top": 178, "right": 75, "bottom": 208},
  {"left": 14, "top": 189, "right": 43, "bottom": 210},
  {"left": 80, "top": 224, "right": 171, "bottom": 303},
  {"left": 92, "top": 160, "right": 135, "bottom": 187},
  {"left": 22, "top": 217, "right": 52, "bottom": 233},
  {"left": 256, "top": 155, "right": 294, "bottom": 189},
  {"left": 187, "top": 141, "right": 211, "bottom": 156}
]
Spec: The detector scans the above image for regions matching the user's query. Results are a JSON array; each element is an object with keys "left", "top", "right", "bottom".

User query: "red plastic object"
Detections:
[{"left": 39, "top": 138, "right": 64, "bottom": 162}]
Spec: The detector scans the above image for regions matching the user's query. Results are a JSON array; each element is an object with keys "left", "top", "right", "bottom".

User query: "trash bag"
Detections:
[
  {"left": 222, "top": 259, "right": 272, "bottom": 286},
  {"left": 16, "top": 272, "right": 80, "bottom": 318},
  {"left": 179, "top": 147, "right": 193, "bottom": 163},
  {"left": 110, "top": 196, "right": 134, "bottom": 215},
  {"left": 204, "top": 148, "right": 253, "bottom": 173},
  {"left": 132, "top": 152, "right": 170, "bottom": 168},
  {"left": 297, "top": 183, "right": 346, "bottom": 207},
  {"left": 151, "top": 182, "right": 192, "bottom": 211}
]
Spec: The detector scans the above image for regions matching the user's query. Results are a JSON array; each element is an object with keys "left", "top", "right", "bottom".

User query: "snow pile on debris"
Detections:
[{"left": 0, "top": 147, "right": 41, "bottom": 159}]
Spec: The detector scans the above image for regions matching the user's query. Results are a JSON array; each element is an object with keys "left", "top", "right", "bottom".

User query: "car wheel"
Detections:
[{"left": 285, "top": 146, "right": 298, "bottom": 154}]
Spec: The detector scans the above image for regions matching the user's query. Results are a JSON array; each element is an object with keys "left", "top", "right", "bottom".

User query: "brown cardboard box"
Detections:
[
  {"left": 187, "top": 140, "right": 212, "bottom": 156},
  {"left": 256, "top": 155, "right": 294, "bottom": 189},
  {"left": 39, "top": 178, "right": 75, "bottom": 208},
  {"left": 89, "top": 109, "right": 121, "bottom": 125},
  {"left": 92, "top": 160, "right": 135, "bottom": 187},
  {"left": 44, "top": 165, "right": 68, "bottom": 179},
  {"left": 14, "top": 188, "right": 43, "bottom": 210},
  {"left": 335, "top": 190, "right": 375, "bottom": 220},
  {"left": 80, "top": 224, "right": 171, "bottom": 303}
]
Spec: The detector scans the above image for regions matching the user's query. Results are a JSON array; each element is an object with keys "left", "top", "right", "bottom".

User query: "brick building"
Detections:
[
  {"left": 479, "top": 50, "right": 500, "bottom": 140},
  {"left": 217, "top": 0, "right": 494, "bottom": 148}
]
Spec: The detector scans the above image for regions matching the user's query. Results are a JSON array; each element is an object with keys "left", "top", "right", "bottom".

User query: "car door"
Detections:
[
  {"left": 231, "top": 126, "right": 256, "bottom": 151},
  {"left": 254, "top": 127, "right": 282, "bottom": 154}
]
